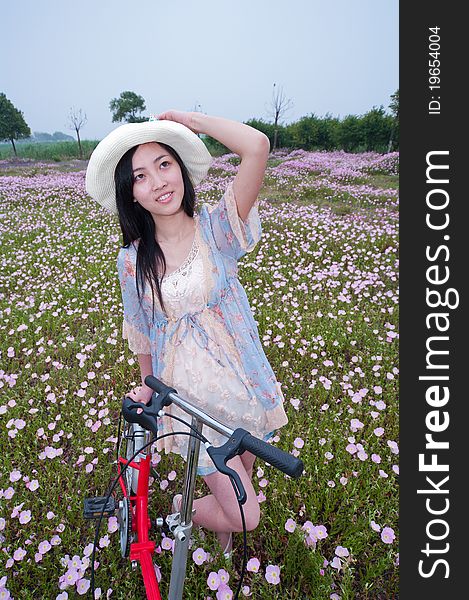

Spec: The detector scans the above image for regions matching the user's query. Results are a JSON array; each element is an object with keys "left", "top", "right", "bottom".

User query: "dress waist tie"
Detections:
[{"left": 168, "top": 311, "right": 253, "bottom": 399}]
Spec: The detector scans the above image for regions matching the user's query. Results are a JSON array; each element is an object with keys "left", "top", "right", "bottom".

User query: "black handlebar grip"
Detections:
[
  {"left": 122, "top": 396, "right": 158, "bottom": 435},
  {"left": 241, "top": 432, "right": 304, "bottom": 478},
  {"left": 144, "top": 375, "right": 171, "bottom": 395}
]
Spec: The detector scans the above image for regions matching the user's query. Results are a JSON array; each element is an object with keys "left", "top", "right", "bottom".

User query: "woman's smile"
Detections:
[{"left": 156, "top": 191, "right": 173, "bottom": 204}]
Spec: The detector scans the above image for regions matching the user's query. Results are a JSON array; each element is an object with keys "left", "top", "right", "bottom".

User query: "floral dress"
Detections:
[{"left": 117, "top": 181, "right": 288, "bottom": 474}]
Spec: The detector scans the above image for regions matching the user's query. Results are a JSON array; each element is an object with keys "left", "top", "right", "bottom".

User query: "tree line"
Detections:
[{"left": 0, "top": 89, "right": 399, "bottom": 158}]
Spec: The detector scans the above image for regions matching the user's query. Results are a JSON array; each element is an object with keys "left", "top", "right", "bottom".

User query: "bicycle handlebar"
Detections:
[
  {"left": 122, "top": 376, "right": 304, "bottom": 480},
  {"left": 240, "top": 431, "right": 304, "bottom": 478}
]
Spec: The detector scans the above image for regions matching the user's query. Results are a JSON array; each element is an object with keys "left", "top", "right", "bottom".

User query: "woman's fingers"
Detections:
[
  {"left": 157, "top": 110, "right": 198, "bottom": 133},
  {"left": 126, "top": 388, "right": 152, "bottom": 414}
]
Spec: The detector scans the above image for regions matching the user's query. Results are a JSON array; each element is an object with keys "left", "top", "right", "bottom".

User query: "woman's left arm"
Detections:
[{"left": 158, "top": 111, "right": 270, "bottom": 222}]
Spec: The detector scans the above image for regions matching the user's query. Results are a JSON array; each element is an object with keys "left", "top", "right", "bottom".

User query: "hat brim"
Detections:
[{"left": 85, "top": 120, "right": 213, "bottom": 215}]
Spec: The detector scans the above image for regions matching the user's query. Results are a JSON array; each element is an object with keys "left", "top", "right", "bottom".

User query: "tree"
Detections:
[
  {"left": 0, "top": 93, "right": 31, "bottom": 156},
  {"left": 388, "top": 89, "right": 399, "bottom": 151},
  {"left": 109, "top": 91, "right": 146, "bottom": 123},
  {"left": 290, "top": 114, "right": 320, "bottom": 150},
  {"left": 68, "top": 107, "right": 87, "bottom": 158},
  {"left": 361, "top": 106, "right": 394, "bottom": 152},
  {"left": 338, "top": 115, "right": 363, "bottom": 152},
  {"left": 267, "top": 83, "right": 293, "bottom": 151}
]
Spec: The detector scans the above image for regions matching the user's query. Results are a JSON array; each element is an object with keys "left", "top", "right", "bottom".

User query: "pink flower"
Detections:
[
  {"left": 154, "top": 564, "right": 162, "bottom": 583},
  {"left": 192, "top": 547, "right": 207, "bottom": 565},
  {"left": 293, "top": 437, "right": 304, "bottom": 449},
  {"left": 285, "top": 518, "right": 296, "bottom": 533},
  {"left": 302, "top": 521, "right": 316, "bottom": 537},
  {"left": 335, "top": 546, "right": 350, "bottom": 557},
  {"left": 207, "top": 571, "right": 221, "bottom": 591},
  {"left": 19, "top": 510, "right": 32, "bottom": 524},
  {"left": 83, "top": 543, "right": 94, "bottom": 557},
  {"left": 217, "top": 569, "right": 229, "bottom": 585},
  {"left": 13, "top": 548, "right": 26, "bottom": 561},
  {"left": 3, "top": 487, "right": 15, "bottom": 500},
  {"left": 246, "top": 557, "right": 260, "bottom": 573},
  {"left": 371, "top": 520, "right": 381, "bottom": 532},
  {"left": 373, "top": 427, "right": 384, "bottom": 437},
  {"left": 315, "top": 525, "right": 328, "bottom": 540},
  {"left": 0, "top": 586, "right": 11, "bottom": 599},
  {"left": 107, "top": 517, "right": 118, "bottom": 533},
  {"left": 63, "top": 568, "right": 80, "bottom": 586},
  {"left": 76, "top": 578, "right": 90, "bottom": 595},
  {"left": 265, "top": 564, "right": 281, "bottom": 585},
  {"left": 350, "top": 418, "right": 364, "bottom": 430},
  {"left": 68, "top": 555, "right": 82, "bottom": 570},
  {"left": 10, "top": 470, "right": 21, "bottom": 483},
  {"left": 161, "top": 536, "right": 173, "bottom": 551},
  {"left": 38, "top": 540, "right": 52, "bottom": 554},
  {"left": 99, "top": 535, "right": 110, "bottom": 548},
  {"left": 381, "top": 527, "right": 396, "bottom": 544},
  {"left": 216, "top": 584, "right": 233, "bottom": 600}
]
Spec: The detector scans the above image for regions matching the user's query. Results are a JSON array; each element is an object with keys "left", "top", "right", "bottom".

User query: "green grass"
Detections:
[
  {"left": 0, "top": 154, "right": 399, "bottom": 599},
  {"left": 0, "top": 140, "right": 99, "bottom": 161}
]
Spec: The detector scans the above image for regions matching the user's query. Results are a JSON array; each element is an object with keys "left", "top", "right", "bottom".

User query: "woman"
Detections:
[{"left": 85, "top": 110, "right": 288, "bottom": 557}]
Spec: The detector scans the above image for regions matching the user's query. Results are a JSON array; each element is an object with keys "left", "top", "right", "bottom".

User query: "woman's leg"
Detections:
[
  {"left": 191, "top": 454, "right": 260, "bottom": 550},
  {"left": 240, "top": 450, "right": 256, "bottom": 480}
]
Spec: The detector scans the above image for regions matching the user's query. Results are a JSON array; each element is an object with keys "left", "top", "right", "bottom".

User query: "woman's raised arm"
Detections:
[{"left": 157, "top": 110, "right": 270, "bottom": 222}]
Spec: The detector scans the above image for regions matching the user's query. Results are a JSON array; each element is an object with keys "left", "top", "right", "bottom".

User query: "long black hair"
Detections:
[{"left": 114, "top": 142, "right": 196, "bottom": 319}]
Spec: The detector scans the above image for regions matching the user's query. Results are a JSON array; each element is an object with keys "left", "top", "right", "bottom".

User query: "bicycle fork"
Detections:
[{"left": 168, "top": 416, "right": 203, "bottom": 600}]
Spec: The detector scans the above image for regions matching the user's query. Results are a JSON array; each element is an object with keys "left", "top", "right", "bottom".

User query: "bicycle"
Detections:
[{"left": 84, "top": 375, "right": 304, "bottom": 599}]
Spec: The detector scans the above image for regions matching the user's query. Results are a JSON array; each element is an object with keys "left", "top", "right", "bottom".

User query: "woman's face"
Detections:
[{"left": 131, "top": 142, "right": 185, "bottom": 218}]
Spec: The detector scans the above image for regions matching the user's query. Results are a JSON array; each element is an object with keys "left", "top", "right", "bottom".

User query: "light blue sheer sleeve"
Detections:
[
  {"left": 207, "top": 181, "right": 262, "bottom": 261},
  {"left": 117, "top": 247, "right": 151, "bottom": 354}
]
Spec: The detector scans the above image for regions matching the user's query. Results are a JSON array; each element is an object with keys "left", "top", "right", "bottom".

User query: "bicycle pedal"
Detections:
[{"left": 83, "top": 496, "right": 116, "bottom": 519}]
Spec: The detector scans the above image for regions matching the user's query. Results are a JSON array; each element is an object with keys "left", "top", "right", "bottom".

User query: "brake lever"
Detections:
[{"left": 206, "top": 445, "right": 247, "bottom": 504}]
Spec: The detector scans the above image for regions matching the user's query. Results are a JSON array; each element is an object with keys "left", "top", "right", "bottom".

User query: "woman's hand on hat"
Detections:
[{"left": 156, "top": 109, "right": 200, "bottom": 134}]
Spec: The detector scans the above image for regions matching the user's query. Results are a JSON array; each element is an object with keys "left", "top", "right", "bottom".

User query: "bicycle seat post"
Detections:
[{"left": 168, "top": 415, "right": 203, "bottom": 600}]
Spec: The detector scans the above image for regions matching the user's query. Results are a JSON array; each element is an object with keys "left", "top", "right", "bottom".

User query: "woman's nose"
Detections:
[{"left": 151, "top": 172, "right": 165, "bottom": 190}]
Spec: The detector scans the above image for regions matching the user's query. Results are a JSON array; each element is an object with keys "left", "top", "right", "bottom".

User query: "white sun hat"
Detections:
[{"left": 85, "top": 119, "right": 213, "bottom": 215}]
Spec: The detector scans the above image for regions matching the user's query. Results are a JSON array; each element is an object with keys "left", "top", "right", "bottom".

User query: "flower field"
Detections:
[{"left": 0, "top": 148, "right": 399, "bottom": 599}]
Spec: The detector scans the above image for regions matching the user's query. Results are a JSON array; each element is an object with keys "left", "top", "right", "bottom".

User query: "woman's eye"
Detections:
[
  {"left": 134, "top": 173, "right": 144, "bottom": 181},
  {"left": 160, "top": 160, "right": 170, "bottom": 168}
]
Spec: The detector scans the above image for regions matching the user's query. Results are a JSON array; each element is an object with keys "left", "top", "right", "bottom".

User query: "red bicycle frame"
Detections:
[{"left": 118, "top": 452, "right": 162, "bottom": 600}]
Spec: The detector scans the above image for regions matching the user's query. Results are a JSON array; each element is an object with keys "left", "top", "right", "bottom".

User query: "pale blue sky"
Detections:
[{"left": 1, "top": 0, "right": 398, "bottom": 140}]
